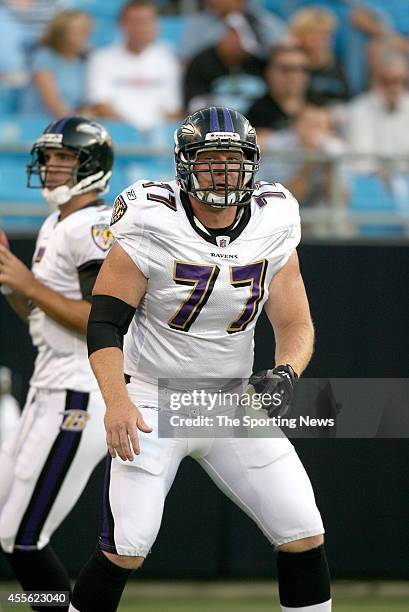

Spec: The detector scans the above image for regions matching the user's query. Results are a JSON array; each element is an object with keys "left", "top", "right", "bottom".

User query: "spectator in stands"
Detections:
[
  {"left": 367, "top": 29, "right": 409, "bottom": 83},
  {"left": 346, "top": 52, "right": 409, "bottom": 170},
  {"left": 260, "top": 101, "right": 346, "bottom": 217},
  {"left": 181, "top": 0, "right": 288, "bottom": 61},
  {"left": 86, "top": 0, "right": 181, "bottom": 132},
  {"left": 289, "top": 7, "right": 350, "bottom": 105},
  {"left": 247, "top": 44, "right": 309, "bottom": 143},
  {"left": 21, "top": 10, "right": 93, "bottom": 117},
  {"left": 183, "top": 12, "right": 266, "bottom": 114}
]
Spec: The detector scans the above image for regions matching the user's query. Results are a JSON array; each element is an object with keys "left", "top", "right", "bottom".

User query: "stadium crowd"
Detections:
[{"left": 0, "top": 0, "right": 409, "bottom": 234}]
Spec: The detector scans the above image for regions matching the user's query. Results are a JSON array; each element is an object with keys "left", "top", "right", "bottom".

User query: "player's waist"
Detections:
[
  {"left": 126, "top": 375, "right": 247, "bottom": 410},
  {"left": 126, "top": 374, "right": 246, "bottom": 390}
]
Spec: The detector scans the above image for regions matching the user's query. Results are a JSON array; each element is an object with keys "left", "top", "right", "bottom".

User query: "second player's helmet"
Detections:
[
  {"left": 174, "top": 106, "right": 260, "bottom": 208},
  {"left": 27, "top": 116, "right": 114, "bottom": 206}
]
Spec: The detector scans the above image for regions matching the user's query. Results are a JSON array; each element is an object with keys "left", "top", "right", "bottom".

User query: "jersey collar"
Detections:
[
  {"left": 57, "top": 198, "right": 106, "bottom": 223},
  {"left": 180, "top": 190, "right": 251, "bottom": 246}
]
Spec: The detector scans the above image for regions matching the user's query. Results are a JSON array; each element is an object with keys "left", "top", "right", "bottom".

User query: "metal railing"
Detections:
[{"left": 1, "top": 146, "right": 409, "bottom": 239}]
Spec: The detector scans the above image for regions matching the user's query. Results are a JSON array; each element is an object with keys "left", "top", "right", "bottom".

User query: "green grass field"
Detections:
[
  {"left": 1, "top": 582, "right": 408, "bottom": 611},
  {"left": 117, "top": 596, "right": 409, "bottom": 612}
]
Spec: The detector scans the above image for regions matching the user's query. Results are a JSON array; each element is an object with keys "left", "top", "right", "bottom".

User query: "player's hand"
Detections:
[
  {"left": 248, "top": 365, "right": 298, "bottom": 418},
  {"left": 0, "top": 228, "right": 9, "bottom": 249},
  {"left": 104, "top": 400, "right": 153, "bottom": 461},
  {"left": 0, "top": 245, "right": 36, "bottom": 296}
]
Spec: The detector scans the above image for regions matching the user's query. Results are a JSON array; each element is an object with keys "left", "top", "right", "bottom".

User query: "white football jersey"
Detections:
[
  {"left": 111, "top": 180, "right": 301, "bottom": 383},
  {"left": 29, "top": 203, "right": 114, "bottom": 391}
]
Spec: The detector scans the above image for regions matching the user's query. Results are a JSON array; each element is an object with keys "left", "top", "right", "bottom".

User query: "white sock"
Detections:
[{"left": 281, "top": 599, "right": 332, "bottom": 611}]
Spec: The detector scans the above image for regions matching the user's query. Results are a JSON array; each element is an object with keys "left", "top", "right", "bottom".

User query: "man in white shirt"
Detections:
[
  {"left": 86, "top": 0, "right": 182, "bottom": 132},
  {"left": 347, "top": 53, "right": 409, "bottom": 169}
]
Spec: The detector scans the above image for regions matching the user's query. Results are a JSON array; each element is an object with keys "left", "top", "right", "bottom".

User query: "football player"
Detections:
[
  {"left": 0, "top": 117, "right": 114, "bottom": 610},
  {"left": 70, "top": 107, "right": 331, "bottom": 612}
]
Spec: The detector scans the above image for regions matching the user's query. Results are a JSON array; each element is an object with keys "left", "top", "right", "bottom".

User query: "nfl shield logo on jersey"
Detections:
[
  {"left": 216, "top": 236, "right": 230, "bottom": 248},
  {"left": 91, "top": 224, "right": 115, "bottom": 251}
]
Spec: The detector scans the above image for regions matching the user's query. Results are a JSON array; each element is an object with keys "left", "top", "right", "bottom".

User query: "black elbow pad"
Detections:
[{"left": 87, "top": 295, "right": 136, "bottom": 357}]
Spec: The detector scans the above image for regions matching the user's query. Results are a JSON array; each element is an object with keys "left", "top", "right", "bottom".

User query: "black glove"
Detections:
[{"left": 248, "top": 365, "right": 298, "bottom": 418}]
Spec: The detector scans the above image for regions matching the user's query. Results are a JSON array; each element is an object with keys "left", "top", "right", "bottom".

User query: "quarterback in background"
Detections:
[
  {"left": 70, "top": 107, "right": 331, "bottom": 612},
  {"left": 0, "top": 117, "right": 114, "bottom": 610}
]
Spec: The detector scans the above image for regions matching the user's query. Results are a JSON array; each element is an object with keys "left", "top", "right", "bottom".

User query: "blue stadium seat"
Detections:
[
  {"left": 116, "top": 155, "right": 174, "bottom": 186},
  {"left": 0, "top": 154, "right": 44, "bottom": 232},
  {"left": 349, "top": 174, "right": 406, "bottom": 236},
  {"left": 90, "top": 16, "right": 120, "bottom": 48},
  {"left": 0, "top": 156, "right": 42, "bottom": 202},
  {"left": 159, "top": 15, "right": 186, "bottom": 52},
  {"left": 0, "top": 116, "right": 148, "bottom": 148},
  {"left": 69, "top": 0, "right": 122, "bottom": 19},
  {"left": 102, "top": 121, "right": 147, "bottom": 147},
  {"left": 0, "top": 86, "right": 25, "bottom": 115},
  {"left": 0, "top": 115, "right": 52, "bottom": 146}
]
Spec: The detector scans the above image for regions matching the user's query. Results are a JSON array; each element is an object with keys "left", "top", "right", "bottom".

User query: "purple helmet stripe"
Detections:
[
  {"left": 53, "top": 116, "right": 72, "bottom": 134},
  {"left": 223, "top": 107, "right": 234, "bottom": 132},
  {"left": 210, "top": 106, "right": 220, "bottom": 132}
]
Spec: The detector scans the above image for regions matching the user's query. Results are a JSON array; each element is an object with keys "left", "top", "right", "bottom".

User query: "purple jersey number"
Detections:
[
  {"left": 168, "top": 260, "right": 267, "bottom": 333},
  {"left": 168, "top": 262, "right": 220, "bottom": 331},
  {"left": 227, "top": 260, "right": 268, "bottom": 333},
  {"left": 143, "top": 182, "right": 177, "bottom": 211},
  {"left": 254, "top": 191, "right": 286, "bottom": 208}
]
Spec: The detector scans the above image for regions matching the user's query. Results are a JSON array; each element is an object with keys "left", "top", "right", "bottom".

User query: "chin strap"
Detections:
[{"left": 42, "top": 170, "right": 112, "bottom": 210}]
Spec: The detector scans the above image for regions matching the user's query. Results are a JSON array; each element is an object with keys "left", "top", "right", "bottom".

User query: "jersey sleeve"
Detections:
[
  {"left": 67, "top": 210, "right": 115, "bottom": 270},
  {"left": 109, "top": 185, "right": 151, "bottom": 278},
  {"left": 278, "top": 185, "right": 301, "bottom": 270},
  {"left": 256, "top": 182, "right": 301, "bottom": 272}
]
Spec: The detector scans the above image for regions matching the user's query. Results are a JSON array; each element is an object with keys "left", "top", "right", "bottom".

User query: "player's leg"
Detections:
[
  {"left": 0, "top": 387, "right": 36, "bottom": 513},
  {"left": 196, "top": 437, "right": 331, "bottom": 611},
  {"left": 277, "top": 534, "right": 330, "bottom": 612},
  {"left": 70, "top": 408, "right": 186, "bottom": 612},
  {"left": 0, "top": 388, "right": 106, "bottom": 610}
]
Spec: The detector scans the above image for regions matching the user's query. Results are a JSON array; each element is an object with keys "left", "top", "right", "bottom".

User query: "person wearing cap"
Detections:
[
  {"left": 183, "top": 12, "right": 267, "bottom": 114},
  {"left": 181, "top": 0, "right": 288, "bottom": 62}
]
